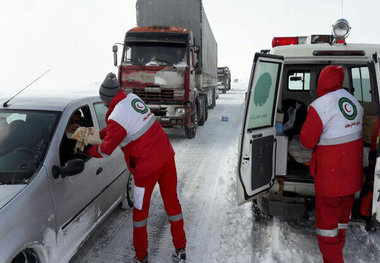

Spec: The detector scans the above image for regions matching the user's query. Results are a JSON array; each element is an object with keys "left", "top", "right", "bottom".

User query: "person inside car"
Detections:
[{"left": 60, "top": 111, "right": 84, "bottom": 165}]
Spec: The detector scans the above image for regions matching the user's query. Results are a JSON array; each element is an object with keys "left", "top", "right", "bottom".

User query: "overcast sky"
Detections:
[{"left": 1, "top": 0, "right": 380, "bottom": 97}]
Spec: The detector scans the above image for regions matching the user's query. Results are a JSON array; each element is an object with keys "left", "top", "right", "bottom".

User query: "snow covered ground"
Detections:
[{"left": 71, "top": 82, "right": 380, "bottom": 263}]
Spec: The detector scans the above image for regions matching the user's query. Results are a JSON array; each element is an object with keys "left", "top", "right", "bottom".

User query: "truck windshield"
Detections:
[
  {"left": 123, "top": 43, "right": 187, "bottom": 67},
  {"left": 0, "top": 110, "right": 59, "bottom": 184}
]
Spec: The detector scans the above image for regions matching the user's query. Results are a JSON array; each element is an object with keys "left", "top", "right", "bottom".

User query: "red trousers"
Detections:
[
  {"left": 315, "top": 194, "right": 355, "bottom": 263},
  {"left": 132, "top": 157, "right": 186, "bottom": 260}
]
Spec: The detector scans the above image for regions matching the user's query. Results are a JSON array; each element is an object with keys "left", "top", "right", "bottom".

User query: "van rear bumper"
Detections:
[{"left": 257, "top": 192, "right": 310, "bottom": 219}]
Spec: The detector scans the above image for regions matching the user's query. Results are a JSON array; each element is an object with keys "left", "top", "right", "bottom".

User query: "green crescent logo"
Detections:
[
  {"left": 131, "top": 98, "right": 148, "bottom": 114},
  {"left": 338, "top": 97, "right": 357, "bottom": 120}
]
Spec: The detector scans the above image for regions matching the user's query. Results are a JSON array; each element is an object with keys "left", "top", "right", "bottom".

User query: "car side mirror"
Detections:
[{"left": 52, "top": 159, "right": 85, "bottom": 179}]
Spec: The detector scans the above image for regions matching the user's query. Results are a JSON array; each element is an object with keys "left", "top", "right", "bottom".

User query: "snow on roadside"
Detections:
[{"left": 207, "top": 147, "right": 253, "bottom": 263}]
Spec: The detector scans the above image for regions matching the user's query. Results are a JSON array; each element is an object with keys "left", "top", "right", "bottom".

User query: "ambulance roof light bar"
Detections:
[
  {"left": 272, "top": 36, "right": 307, "bottom": 48},
  {"left": 332, "top": 18, "right": 350, "bottom": 43},
  {"left": 272, "top": 19, "right": 351, "bottom": 47}
]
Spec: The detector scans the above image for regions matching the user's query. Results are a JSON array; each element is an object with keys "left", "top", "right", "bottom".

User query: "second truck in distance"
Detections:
[{"left": 217, "top": 67, "right": 231, "bottom": 94}]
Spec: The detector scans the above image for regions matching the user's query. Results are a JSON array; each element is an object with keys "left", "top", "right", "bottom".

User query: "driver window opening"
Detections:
[{"left": 59, "top": 106, "right": 94, "bottom": 166}]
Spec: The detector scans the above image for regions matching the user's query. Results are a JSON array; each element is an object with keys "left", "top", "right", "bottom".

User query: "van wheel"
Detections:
[
  {"left": 185, "top": 105, "right": 198, "bottom": 139},
  {"left": 12, "top": 250, "right": 39, "bottom": 263},
  {"left": 121, "top": 173, "right": 134, "bottom": 209},
  {"left": 252, "top": 201, "right": 272, "bottom": 222}
]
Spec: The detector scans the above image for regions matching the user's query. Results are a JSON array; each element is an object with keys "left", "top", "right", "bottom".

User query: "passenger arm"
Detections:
[{"left": 300, "top": 106, "right": 323, "bottom": 150}]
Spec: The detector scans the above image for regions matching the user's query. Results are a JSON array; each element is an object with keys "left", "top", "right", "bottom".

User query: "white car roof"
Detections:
[{"left": 0, "top": 94, "right": 100, "bottom": 111}]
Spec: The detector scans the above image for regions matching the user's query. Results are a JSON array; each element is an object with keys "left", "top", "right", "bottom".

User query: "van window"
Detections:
[
  {"left": 247, "top": 61, "right": 281, "bottom": 130},
  {"left": 288, "top": 71, "right": 310, "bottom": 91},
  {"left": 352, "top": 66, "right": 371, "bottom": 102}
]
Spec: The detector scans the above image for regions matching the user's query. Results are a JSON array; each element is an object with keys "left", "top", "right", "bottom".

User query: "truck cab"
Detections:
[
  {"left": 114, "top": 26, "right": 205, "bottom": 139},
  {"left": 237, "top": 19, "right": 380, "bottom": 228}
]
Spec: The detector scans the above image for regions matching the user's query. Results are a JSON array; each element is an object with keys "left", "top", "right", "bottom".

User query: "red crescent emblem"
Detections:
[
  {"left": 137, "top": 103, "right": 144, "bottom": 109},
  {"left": 344, "top": 103, "right": 352, "bottom": 113}
]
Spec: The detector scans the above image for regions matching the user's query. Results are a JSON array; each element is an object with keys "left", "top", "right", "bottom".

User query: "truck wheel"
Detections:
[
  {"left": 121, "top": 173, "right": 134, "bottom": 209},
  {"left": 204, "top": 99, "right": 208, "bottom": 121},
  {"left": 208, "top": 88, "right": 216, "bottom": 109},
  {"left": 198, "top": 97, "right": 206, "bottom": 126},
  {"left": 222, "top": 88, "right": 226, "bottom": 94},
  {"left": 185, "top": 105, "right": 198, "bottom": 139}
]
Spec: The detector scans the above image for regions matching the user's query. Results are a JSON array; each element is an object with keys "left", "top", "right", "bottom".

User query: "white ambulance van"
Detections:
[{"left": 238, "top": 19, "right": 380, "bottom": 229}]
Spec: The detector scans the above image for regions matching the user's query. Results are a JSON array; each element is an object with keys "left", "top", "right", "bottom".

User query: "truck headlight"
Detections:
[{"left": 175, "top": 108, "right": 186, "bottom": 115}]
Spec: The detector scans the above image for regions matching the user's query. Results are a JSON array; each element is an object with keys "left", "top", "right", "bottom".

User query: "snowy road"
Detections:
[{"left": 71, "top": 83, "right": 380, "bottom": 263}]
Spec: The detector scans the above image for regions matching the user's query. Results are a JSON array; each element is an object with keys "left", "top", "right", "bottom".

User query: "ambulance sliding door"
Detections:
[{"left": 237, "top": 53, "right": 284, "bottom": 205}]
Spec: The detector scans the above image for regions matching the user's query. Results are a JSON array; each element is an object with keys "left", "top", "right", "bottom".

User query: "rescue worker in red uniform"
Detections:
[
  {"left": 300, "top": 65, "right": 364, "bottom": 263},
  {"left": 86, "top": 73, "right": 187, "bottom": 263}
]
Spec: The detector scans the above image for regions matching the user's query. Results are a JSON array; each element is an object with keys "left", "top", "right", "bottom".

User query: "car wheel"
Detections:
[
  {"left": 121, "top": 173, "right": 134, "bottom": 209},
  {"left": 12, "top": 250, "right": 39, "bottom": 263}
]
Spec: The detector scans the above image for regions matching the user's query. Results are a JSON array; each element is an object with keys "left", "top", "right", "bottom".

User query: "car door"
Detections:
[
  {"left": 48, "top": 104, "right": 103, "bottom": 242},
  {"left": 369, "top": 55, "right": 380, "bottom": 222},
  {"left": 91, "top": 101, "right": 128, "bottom": 211},
  {"left": 237, "top": 53, "right": 284, "bottom": 205}
]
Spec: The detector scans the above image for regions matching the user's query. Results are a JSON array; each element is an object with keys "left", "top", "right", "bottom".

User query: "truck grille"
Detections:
[
  {"left": 133, "top": 89, "right": 174, "bottom": 100},
  {"left": 151, "top": 109, "right": 167, "bottom": 116}
]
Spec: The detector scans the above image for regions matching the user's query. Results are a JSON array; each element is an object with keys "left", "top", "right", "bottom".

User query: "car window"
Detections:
[
  {"left": 59, "top": 106, "right": 93, "bottom": 165},
  {"left": 0, "top": 110, "right": 60, "bottom": 184},
  {"left": 94, "top": 103, "right": 108, "bottom": 130},
  {"left": 288, "top": 71, "right": 310, "bottom": 91},
  {"left": 352, "top": 66, "right": 371, "bottom": 102}
]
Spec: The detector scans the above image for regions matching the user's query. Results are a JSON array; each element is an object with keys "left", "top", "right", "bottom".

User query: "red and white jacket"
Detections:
[
  {"left": 88, "top": 90, "right": 174, "bottom": 182},
  {"left": 300, "top": 65, "right": 364, "bottom": 196}
]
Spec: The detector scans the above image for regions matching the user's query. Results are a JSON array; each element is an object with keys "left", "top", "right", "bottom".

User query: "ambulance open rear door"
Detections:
[{"left": 237, "top": 53, "right": 284, "bottom": 205}]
